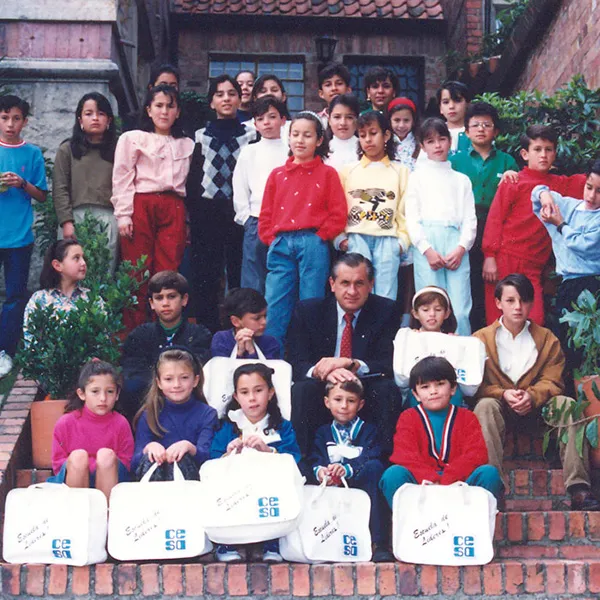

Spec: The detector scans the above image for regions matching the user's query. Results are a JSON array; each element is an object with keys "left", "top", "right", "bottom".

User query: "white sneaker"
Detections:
[
  {"left": 262, "top": 550, "right": 283, "bottom": 563},
  {"left": 215, "top": 545, "right": 242, "bottom": 563},
  {"left": 0, "top": 351, "right": 13, "bottom": 378}
]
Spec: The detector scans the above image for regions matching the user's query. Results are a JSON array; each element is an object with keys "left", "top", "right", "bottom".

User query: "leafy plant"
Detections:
[
  {"left": 477, "top": 75, "right": 600, "bottom": 174},
  {"left": 33, "top": 154, "right": 58, "bottom": 256},
  {"left": 180, "top": 90, "right": 211, "bottom": 134},
  {"left": 15, "top": 212, "right": 148, "bottom": 399}
]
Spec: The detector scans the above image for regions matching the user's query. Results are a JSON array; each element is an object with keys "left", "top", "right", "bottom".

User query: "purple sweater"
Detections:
[{"left": 210, "top": 328, "right": 281, "bottom": 359}]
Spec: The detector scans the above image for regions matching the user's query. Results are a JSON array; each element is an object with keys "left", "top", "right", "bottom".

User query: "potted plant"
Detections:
[{"left": 16, "top": 212, "right": 147, "bottom": 467}]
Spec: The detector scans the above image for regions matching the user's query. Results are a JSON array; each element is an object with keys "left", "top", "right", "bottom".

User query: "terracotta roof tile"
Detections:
[{"left": 172, "top": 0, "right": 444, "bottom": 19}]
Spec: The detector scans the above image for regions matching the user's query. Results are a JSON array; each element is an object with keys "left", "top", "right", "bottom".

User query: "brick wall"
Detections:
[
  {"left": 176, "top": 25, "right": 446, "bottom": 109},
  {"left": 440, "top": 0, "right": 483, "bottom": 56},
  {"left": 516, "top": 0, "right": 600, "bottom": 92}
]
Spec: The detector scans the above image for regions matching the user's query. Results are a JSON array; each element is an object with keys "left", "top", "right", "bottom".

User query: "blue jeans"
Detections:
[
  {"left": 0, "top": 244, "right": 33, "bottom": 356},
  {"left": 347, "top": 233, "right": 400, "bottom": 300},
  {"left": 379, "top": 464, "right": 504, "bottom": 508},
  {"left": 412, "top": 222, "right": 472, "bottom": 335},
  {"left": 241, "top": 217, "right": 268, "bottom": 294},
  {"left": 265, "top": 231, "right": 330, "bottom": 346}
]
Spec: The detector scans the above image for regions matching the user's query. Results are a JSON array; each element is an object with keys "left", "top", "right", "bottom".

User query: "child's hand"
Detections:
[
  {"left": 512, "top": 390, "right": 533, "bottom": 416},
  {"left": 62, "top": 221, "right": 76, "bottom": 239},
  {"left": 539, "top": 190, "right": 556, "bottom": 220},
  {"left": 482, "top": 257, "right": 498, "bottom": 283},
  {"left": 316, "top": 467, "right": 328, "bottom": 483},
  {"left": 235, "top": 327, "right": 256, "bottom": 356},
  {"left": 339, "top": 239, "right": 349, "bottom": 252},
  {"left": 166, "top": 440, "right": 195, "bottom": 463},
  {"left": 0, "top": 171, "right": 25, "bottom": 189},
  {"left": 243, "top": 435, "right": 271, "bottom": 453},
  {"left": 543, "top": 204, "right": 564, "bottom": 227},
  {"left": 144, "top": 441, "right": 167, "bottom": 465},
  {"left": 119, "top": 222, "right": 133, "bottom": 239},
  {"left": 226, "top": 438, "right": 243, "bottom": 455},
  {"left": 424, "top": 248, "right": 446, "bottom": 271},
  {"left": 327, "top": 464, "right": 346, "bottom": 480},
  {"left": 500, "top": 170, "right": 519, "bottom": 184},
  {"left": 444, "top": 246, "right": 466, "bottom": 271}
]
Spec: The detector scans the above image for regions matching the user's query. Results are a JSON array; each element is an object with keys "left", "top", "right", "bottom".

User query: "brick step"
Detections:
[
  {"left": 14, "top": 468, "right": 52, "bottom": 488},
  {"left": 495, "top": 511, "right": 600, "bottom": 557},
  {"left": 2, "top": 559, "right": 600, "bottom": 598},
  {"left": 505, "top": 467, "right": 569, "bottom": 511}
]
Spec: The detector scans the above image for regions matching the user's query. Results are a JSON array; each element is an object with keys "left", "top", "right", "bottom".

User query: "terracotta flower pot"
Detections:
[
  {"left": 468, "top": 61, "right": 483, "bottom": 78},
  {"left": 31, "top": 399, "right": 68, "bottom": 469},
  {"left": 577, "top": 375, "right": 600, "bottom": 468},
  {"left": 488, "top": 55, "right": 501, "bottom": 73}
]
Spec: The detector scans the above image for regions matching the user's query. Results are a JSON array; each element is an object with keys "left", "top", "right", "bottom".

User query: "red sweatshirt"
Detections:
[
  {"left": 258, "top": 156, "right": 347, "bottom": 245},
  {"left": 52, "top": 406, "right": 134, "bottom": 474},
  {"left": 482, "top": 168, "right": 586, "bottom": 267},
  {"left": 389, "top": 405, "right": 488, "bottom": 485}
]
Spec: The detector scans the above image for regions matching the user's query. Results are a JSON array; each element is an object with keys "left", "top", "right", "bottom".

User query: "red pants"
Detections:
[
  {"left": 484, "top": 253, "right": 545, "bottom": 326},
  {"left": 120, "top": 192, "right": 186, "bottom": 331}
]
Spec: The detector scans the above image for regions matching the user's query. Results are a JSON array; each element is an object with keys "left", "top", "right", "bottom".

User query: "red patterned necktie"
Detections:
[{"left": 340, "top": 312, "right": 354, "bottom": 358}]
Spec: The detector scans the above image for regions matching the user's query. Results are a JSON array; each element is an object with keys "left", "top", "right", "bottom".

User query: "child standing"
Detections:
[
  {"left": 235, "top": 70, "right": 255, "bottom": 123},
  {"left": 379, "top": 356, "right": 503, "bottom": 508},
  {"left": 258, "top": 112, "right": 347, "bottom": 346},
  {"left": 211, "top": 288, "right": 280, "bottom": 359},
  {"left": 0, "top": 95, "right": 47, "bottom": 366},
  {"left": 363, "top": 67, "right": 398, "bottom": 113},
  {"left": 50, "top": 360, "right": 134, "bottom": 501},
  {"left": 450, "top": 102, "right": 519, "bottom": 331},
  {"left": 316, "top": 63, "right": 353, "bottom": 125},
  {"left": 405, "top": 118, "right": 477, "bottom": 335},
  {"left": 112, "top": 84, "right": 194, "bottom": 330},
  {"left": 388, "top": 97, "right": 421, "bottom": 171},
  {"left": 233, "top": 96, "right": 288, "bottom": 294},
  {"left": 393, "top": 286, "right": 486, "bottom": 407},
  {"left": 187, "top": 75, "right": 257, "bottom": 332},
  {"left": 309, "top": 379, "right": 392, "bottom": 562},
  {"left": 53, "top": 92, "right": 118, "bottom": 271},
  {"left": 437, "top": 81, "right": 471, "bottom": 154},
  {"left": 337, "top": 111, "right": 410, "bottom": 300},
  {"left": 210, "top": 363, "right": 301, "bottom": 562},
  {"left": 325, "top": 94, "right": 359, "bottom": 171},
  {"left": 132, "top": 347, "right": 218, "bottom": 480},
  {"left": 120, "top": 271, "right": 212, "bottom": 421},
  {"left": 482, "top": 125, "right": 586, "bottom": 325}
]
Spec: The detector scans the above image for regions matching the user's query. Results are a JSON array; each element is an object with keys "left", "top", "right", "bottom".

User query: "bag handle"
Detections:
[
  {"left": 140, "top": 460, "right": 185, "bottom": 482},
  {"left": 229, "top": 342, "right": 267, "bottom": 361}
]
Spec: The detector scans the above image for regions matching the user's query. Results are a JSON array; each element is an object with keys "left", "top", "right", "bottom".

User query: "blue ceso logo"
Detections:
[
  {"left": 165, "top": 529, "right": 186, "bottom": 551},
  {"left": 343, "top": 534, "right": 358, "bottom": 557},
  {"left": 453, "top": 535, "right": 475, "bottom": 557},
  {"left": 258, "top": 497, "right": 280, "bottom": 518},
  {"left": 52, "top": 539, "right": 72, "bottom": 559}
]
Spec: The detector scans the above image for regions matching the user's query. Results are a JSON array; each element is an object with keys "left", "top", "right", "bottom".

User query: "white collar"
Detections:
[
  {"left": 227, "top": 409, "right": 281, "bottom": 443},
  {"left": 336, "top": 302, "right": 362, "bottom": 326},
  {"left": 498, "top": 316, "right": 531, "bottom": 340}
]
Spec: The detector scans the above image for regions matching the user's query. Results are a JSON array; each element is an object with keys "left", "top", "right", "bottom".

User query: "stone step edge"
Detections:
[{"left": 2, "top": 558, "right": 599, "bottom": 597}]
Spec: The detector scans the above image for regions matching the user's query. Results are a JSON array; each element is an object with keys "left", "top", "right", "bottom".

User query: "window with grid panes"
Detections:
[{"left": 209, "top": 58, "right": 305, "bottom": 113}]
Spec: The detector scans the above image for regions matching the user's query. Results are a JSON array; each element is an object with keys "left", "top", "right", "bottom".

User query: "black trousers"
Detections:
[
  {"left": 188, "top": 198, "right": 243, "bottom": 333},
  {"left": 291, "top": 376, "right": 403, "bottom": 459}
]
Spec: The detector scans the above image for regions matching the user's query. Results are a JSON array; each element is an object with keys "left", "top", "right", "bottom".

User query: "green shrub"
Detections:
[{"left": 477, "top": 75, "right": 600, "bottom": 174}]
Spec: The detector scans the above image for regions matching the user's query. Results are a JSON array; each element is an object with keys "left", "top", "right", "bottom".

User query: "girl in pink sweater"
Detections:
[{"left": 50, "top": 360, "right": 134, "bottom": 501}]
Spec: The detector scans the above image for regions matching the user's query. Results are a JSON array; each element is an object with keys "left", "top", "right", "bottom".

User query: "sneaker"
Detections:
[
  {"left": 0, "top": 351, "right": 12, "bottom": 379},
  {"left": 262, "top": 549, "right": 283, "bottom": 563},
  {"left": 215, "top": 544, "right": 242, "bottom": 563}
]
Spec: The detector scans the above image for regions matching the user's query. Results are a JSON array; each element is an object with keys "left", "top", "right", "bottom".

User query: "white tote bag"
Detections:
[
  {"left": 199, "top": 448, "right": 304, "bottom": 544},
  {"left": 107, "top": 462, "right": 212, "bottom": 561},
  {"left": 280, "top": 478, "right": 372, "bottom": 563},
  {"left": 3, "top": 483, "right": 107, "bottom": 565},
  {"left": 203, "top": 346, "right": 293, "bottom": 420},
  {"left": 392, "top": 481, "right": 497, "bottom": 566},
  {"left": 393, "top": 329, "right": 486, "bottom": 397}
]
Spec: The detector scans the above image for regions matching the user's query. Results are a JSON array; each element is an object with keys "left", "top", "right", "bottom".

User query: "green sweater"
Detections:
[{"left": 52, "top": 141, "right": 114, "bottom": 225}]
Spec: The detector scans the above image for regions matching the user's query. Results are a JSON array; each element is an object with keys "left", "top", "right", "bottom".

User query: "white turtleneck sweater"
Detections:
[
  {"left": 326, "top": 136, "right": 359, "bottom": 171},
  {"left": 232, "top": 136, "right": 289, "bottom": 225},
  {"left": 404, "top": 157, "right": 477, "bottom": 254}
]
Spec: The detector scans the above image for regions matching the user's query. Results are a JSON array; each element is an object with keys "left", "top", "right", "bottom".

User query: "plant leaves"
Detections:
[{"left": 586, "top": 418, "right": 599, "bottom": 449}]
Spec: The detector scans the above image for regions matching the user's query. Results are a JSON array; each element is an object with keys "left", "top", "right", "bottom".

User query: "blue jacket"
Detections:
[
  {"left": 209, "top": 419, "right": 302, "bottom": 463},
  {"left": 308, "top": 418, "right": 383, "bottom": 480}
]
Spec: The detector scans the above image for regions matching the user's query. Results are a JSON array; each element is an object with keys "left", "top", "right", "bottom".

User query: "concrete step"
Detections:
[{"left": 2, "top": 559, "right": 600, "bottom": 598}]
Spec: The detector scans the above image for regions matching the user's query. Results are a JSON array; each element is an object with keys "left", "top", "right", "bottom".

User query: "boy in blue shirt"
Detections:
[
  {"left": 211, "top": 287, "right": 281, "bottom": 359},
  {"left": 0, "top": 95, "right": 47, "bottom": 369},
  {"left": 309, "top": 378, "right": 392, "bottom": 562}
]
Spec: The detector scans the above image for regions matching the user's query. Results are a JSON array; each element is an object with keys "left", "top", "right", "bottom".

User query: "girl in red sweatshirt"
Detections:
[{"left": 259, "top": 111, "right": 347, "bottom": 345}]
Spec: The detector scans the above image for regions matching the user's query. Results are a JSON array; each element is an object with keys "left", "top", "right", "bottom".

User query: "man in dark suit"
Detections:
[{"left": 287, "top": 253, "right": 402, "bottom": 457}]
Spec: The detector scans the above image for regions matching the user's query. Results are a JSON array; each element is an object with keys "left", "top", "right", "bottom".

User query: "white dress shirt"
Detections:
[{"left": 495, "top": 317, "right": 538, "bottom": 384}]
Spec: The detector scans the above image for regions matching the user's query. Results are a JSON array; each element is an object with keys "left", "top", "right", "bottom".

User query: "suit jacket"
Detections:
[{"left": 287, "top": 294, "right": 401, "bottom": 381}]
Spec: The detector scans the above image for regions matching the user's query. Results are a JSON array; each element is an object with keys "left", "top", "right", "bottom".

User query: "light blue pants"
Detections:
[
  {"left": 412, "top": 222, "right": 472, "bottom": 335},
  {"left": 347, "top": 233, "right": 400, "bottom": 301},
  {"left": 241, "top": 216, "right": 268, "bottom": 294},
  {"left": 265, "top": 231, "right": 330, "bottom": 346},
  {"left": 379, "top": 464, "right": 504, "bottom": 508}
]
